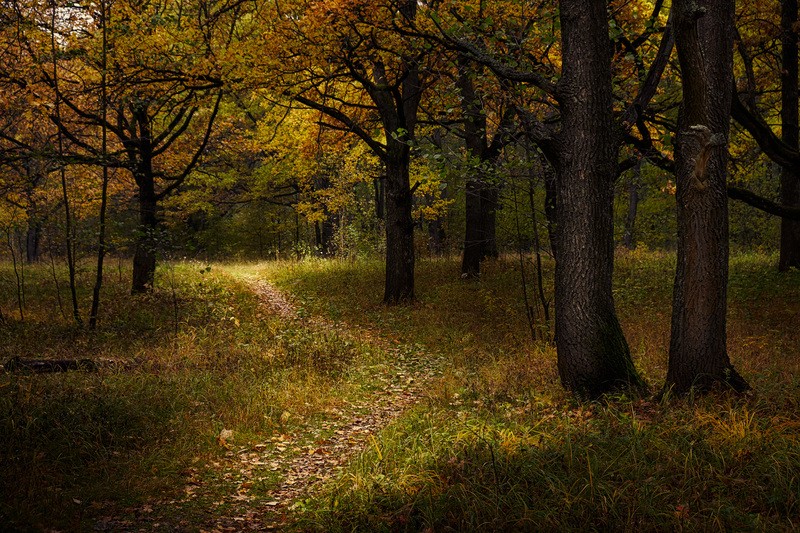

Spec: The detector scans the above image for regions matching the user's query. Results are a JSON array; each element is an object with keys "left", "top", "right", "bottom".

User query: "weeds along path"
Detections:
[{"left": 218, "top": 272, "right": 444, "bottom": 529}]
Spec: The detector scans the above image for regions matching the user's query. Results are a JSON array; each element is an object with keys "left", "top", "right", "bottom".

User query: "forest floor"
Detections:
[
  {"left": 202, "top": 272, "right": 446, "bottom": 530},
  {"left": 1, "top": 252, "right": 800, "bottom": 531}
]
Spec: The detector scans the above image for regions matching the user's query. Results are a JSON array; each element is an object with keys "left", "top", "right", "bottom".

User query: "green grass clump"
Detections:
[{"left": 296, "top": 396, "right": 800, "bottom": 531}]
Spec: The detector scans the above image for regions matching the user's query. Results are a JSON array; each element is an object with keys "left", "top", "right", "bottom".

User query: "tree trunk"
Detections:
[
  {"left": 383, "top": 141, "right": 415, "bottom": 303},
  {"left": 480, "top": 185, "right": 499, "bottom": 259},
  {"left": 131, "top": 175, "right": 158, "bottom": 294},
  {"left": 458, "top": 57, "right": 489, "bottom": 278},
  {"left": 622, "top": 158, "right": 641, "bottom": 249},
  {"left": 666, "top": 0, "right": 749, "bottom": 394},
  {"left": 427, "top": 218, "right": 446, "bottom": 255},
  {"left": 554, "top": 0, "right": 643, "bottom": 398},
  {"left": 25, "top": 217, "right": 41, "bottom": 263},
  {"left": 543, "top": 161, "right": 559, "bottom": 259},
  {"left": 374, "top": 176, "right": 385, "bottom": 221},
  {"left": 461, "top": 175, "right": 483, "bottom": 277},
  {"left": 780, "top": 0, "right": 800, "bottom": 271},
  {"left": 313, "top": 174, "right": 336, "bottom": 257},
  {"left": 315, "top": 215, "right": 335, "bottom": 256}
]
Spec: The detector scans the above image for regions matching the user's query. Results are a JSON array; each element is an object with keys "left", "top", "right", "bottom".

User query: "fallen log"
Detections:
[{"left": 3, "top": 356, "right": 98, "bottom": 373}]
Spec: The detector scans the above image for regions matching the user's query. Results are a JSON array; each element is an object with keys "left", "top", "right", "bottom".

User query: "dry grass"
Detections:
[
  {"left": 1, "top": 251, "right": 798, "bottom": 531},
  {"left": 0, "top": 260, "right": 391, "bottom": 530},
  {"left": 268, "top": 251, "right": 800, "bottom": 531}
]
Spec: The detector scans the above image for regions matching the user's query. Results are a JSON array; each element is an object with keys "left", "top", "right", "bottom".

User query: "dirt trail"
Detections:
[{"left": 209, "top": 274, "right": 443, "bottom": 530}]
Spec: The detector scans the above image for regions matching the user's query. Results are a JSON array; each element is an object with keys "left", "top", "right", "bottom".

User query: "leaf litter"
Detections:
[{"left": 94, "top": 274, "right": 444, "bottom": 531}]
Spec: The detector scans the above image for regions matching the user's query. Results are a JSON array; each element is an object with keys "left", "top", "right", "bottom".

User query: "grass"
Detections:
[
  {"left": 265, "top": 251, "right": 800, "bottom": 531},
  {"left": 0, "top": 259, "right": 396, "bottom": 530},
  {"left": 1, "top": 251, "right": 799, "bottom": 531}
]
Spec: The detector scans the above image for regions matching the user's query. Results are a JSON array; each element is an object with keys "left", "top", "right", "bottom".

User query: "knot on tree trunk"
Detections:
[{"left": 687, "top": 124, "right": 725, "bottom": 192}]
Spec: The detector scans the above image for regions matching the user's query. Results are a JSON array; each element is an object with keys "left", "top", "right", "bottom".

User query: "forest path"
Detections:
[{"left": 210, "top": 270, "right": 444, "bottom": 530}]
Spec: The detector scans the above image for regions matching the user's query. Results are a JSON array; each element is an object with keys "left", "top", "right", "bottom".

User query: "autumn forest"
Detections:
[{"left": 1, "top": 0, "right": 799, "bottom": 530}]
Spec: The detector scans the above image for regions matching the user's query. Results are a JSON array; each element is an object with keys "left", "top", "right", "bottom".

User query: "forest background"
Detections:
[{"left": 1, "top": 0, "right": 800, "bottom": 530}]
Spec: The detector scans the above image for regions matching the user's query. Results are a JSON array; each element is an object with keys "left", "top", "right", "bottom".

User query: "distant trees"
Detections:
[
  {"left": 263, "top": 0, "right": 429, "bottom": 303},
  {"left": 730, "top": 0, "right": 800, "bottom": 269},
  {"left": 456, "top": 58, "right": 515, "bottom": 279},
  {"left": 3, "top": 0, "right": 231, "bottom": 294},
  {"left": 3, "top": 0, "right": 795, "bottom": 398}
]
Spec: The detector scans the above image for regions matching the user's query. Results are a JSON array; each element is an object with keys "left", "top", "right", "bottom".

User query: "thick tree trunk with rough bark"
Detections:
[
  {"left": 666, "top": 0, "right": 749, "bottom": 394},
  {"left": 780, "top": 0, "right": 800, "bottom": 271},
  {"left": 384, "top": 141, "right": 415, "bottom": 303},
  {"left": 554, "top": 0, "right": 643, "bottom": 398}
]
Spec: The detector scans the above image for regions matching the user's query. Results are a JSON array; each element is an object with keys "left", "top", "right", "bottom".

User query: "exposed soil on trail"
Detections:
[
  {"left": 230, "top": 276, "right": 443, "bottom": 530},
  {"left": 93, "top": 274, "right": 442, "bottom": 531}
]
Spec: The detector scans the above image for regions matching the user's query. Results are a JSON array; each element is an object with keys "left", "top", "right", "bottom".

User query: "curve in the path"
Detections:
[{"left": 216, "top": 275, "right": 443, "bottom": 530}]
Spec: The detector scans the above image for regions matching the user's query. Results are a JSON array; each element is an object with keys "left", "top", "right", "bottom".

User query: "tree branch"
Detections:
[
  {"left": 293, "top": 94, "right": 387, "bottom": 160},
  {"left": 728, "top": 186, "right": 800, "bottom": 220}
]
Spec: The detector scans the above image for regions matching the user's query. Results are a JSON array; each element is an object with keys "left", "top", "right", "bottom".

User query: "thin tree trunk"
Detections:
[
  {"left": 427, "top": 218, "right": 446, "bottom": 256},
  {"left": 666, "top": 0, "right": 749, "bottom": 394},
  {"left": 49, "top": 245, "right": 66, "bottom": 320},
  {"left": 90, "top": 0, "right": 110, "bottom": 328},
  {"left": 543, "top": 162, "right": 558, "bottom": 260},
  {"left": 7, "top": 229, "right": 24, "bottom": 322},
  {"left": 481, "top": 185, "right": 499, "bottom": 259},
  {"left": 528, "top": 167, "right": 550, "bottom": 327},
  {"left": 622, "top": 157, "right": 642, "bottom": 249},
  {"left": 51, "top": 1, "right": 81, "bottom": 326},
  {"left": 779, "top": 0, "right": 800, "bottom": 271},
  {"left": 554, "top": 0, "right": 643, "bottom": 397},
  {"left": 314, "top": 216, "right": 335, "bottom": 256}
]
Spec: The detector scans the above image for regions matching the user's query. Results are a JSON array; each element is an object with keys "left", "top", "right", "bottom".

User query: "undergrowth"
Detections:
[
  {"left": 1, "top": 252, "right": 798, "bottom": 531},
  {"left": 267, "top": 252, "right": 800, "bottom": 532},
  {"left": 0, "top": 260, "right": 385, "bottom": 530}
]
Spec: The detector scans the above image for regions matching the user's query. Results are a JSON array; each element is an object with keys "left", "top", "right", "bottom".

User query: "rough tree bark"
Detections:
[
  {"left": 129, "top": 103, "right": 159, "bottom": 294},
  {"left": 383, "top": 139, "right": 416, "bottom": 302},
  {"left": 780, "top": 0, "right": 800, "bottom": 271},
  {"left": 554, "top": 0, "right": 643, "bottom": 397},
  {"left": 666, "top": 0, "right": 749, "bottom": 394}
]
